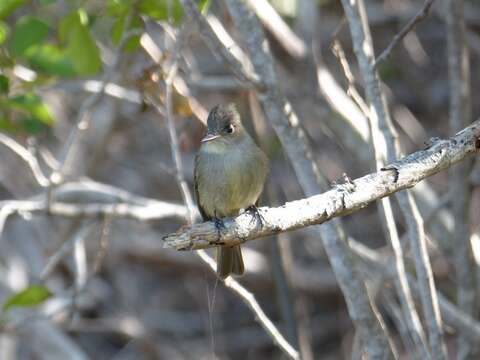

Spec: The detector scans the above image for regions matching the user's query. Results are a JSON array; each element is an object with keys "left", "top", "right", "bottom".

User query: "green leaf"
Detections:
[
  {"left": 0, "top": 75, "right": 9, "bottom": 94},
  {"left": 198, "top": 0, "right": 211, "bottom": 14},
  {"left": 0, "top": 50, "right": 14, "bottom": 68},
  {"left": 138, "top": 0, "right": 206, "bottom": 21},
  {"left": 24, "top": 44, "right": 76, "bottom": 77},
  {"left": 38, "top": 0, "right": 57, "bottom": 4},
  {"left": 0, "top": 118, "right": 17, "bottom": 133},
  {"left": 0, "top": 21, "right": 8, "bottom": 45},
  {"left": 111, "top": 13, "right": 127, "bottom": 44},
  {"left": 59, "top": 10, "right": 101, "bottom": 75},
  {"left": 3, "top": 285, "right": 52, "bottom": 311},
  {"left": 107, "top": 0, "right": 131, "bottom": 16},
  {"left": 20, "top": 117, "right": 48, "bottom": 133},
  {"left": 10, "top": 16, "right": 49, "bottom": 56},
  {"left": 0, "top": 0, "right": 25, "bottom": 20},
  {"left": 123, "top": 34, "right": 141, "bottom": 52},
  {"left": 111, "top": 13, "right": 142, "bottom": 52},
  {"left": 59, "top": 9, "right": 84, "bottom": 42},
  {"left": 139, "top": 0, "right": 183, "bottom": 23},
  {"left": 7, "top": 93, "right": 54, "bottom": 125}
]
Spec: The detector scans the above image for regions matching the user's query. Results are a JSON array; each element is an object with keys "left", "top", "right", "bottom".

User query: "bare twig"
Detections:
[
  {"left": 41, "top": 223, "right": 94, "bottom": 280},
  {"left": 446, "top": 0, "right": 476, "bottom": 357},
  {"left": 165, "top": 56, "right": 197, "bottom": 224},
  {"left": 341, "top": 0, "right": 447, "bottom": 357},
  {"left": 196, "top": 250, "right": 300, "bottom": 359},
  {"left": 49, "top": 80, "right": 142, "bottom": 104},
  {"left": 246, "top": 0, "right": 307, "bottom": 59},
  {"left": 314, "top": 51, "right": 372, "bottom": 165},
  {"left": 58, "top": 24, "right": 141, "bottom": 179},
  {"left": 0, "top": 133, "right": 50, "bottom": 187},
  {"left": 92, "top": 215, "right": 112, "bottom": 274},
  {"left": 164, "top": 120, "right": 480, "bottom": 250},
  {"left": 374, "top": 0, "right": 435, "bottom": 67},
  {"left": 336, "top": 7, "right": 429, "bottom": 359},
  {"left": 0, "top": 178, "right": 188, "bottom": 229},
  {"left": 315, "top": 43, "right": 458, "bottom": 257},
  {"left": 381, "top": 290, "right": 417, "bottom": 354},
  {"left": 0, "top": 197, "right": 187, "bottom": 221},
  {"left": 349, "top": 239, "right": 480, "bottom": 344},
  {"left": 179, "top": 0, "right": 262, "bottom": 88},
  {"left": 330, "top": 41, "right": 370, "bottom": 118}
]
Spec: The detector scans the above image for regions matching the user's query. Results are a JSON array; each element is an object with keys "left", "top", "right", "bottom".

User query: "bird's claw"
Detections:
[
  {"left": 246, "top": 205, "right": 265, "bottom": 228},
  {"left": 213, "top": 216, "right": 226, "bottom": 241}
]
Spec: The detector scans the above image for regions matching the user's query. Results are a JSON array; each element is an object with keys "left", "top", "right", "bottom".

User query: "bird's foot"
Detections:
[
  {"left": 246, "top": 205, "right": 265, "bottom": 228},
  {"left": 213, "top": 215, "right": 226, "bottom": 242}
]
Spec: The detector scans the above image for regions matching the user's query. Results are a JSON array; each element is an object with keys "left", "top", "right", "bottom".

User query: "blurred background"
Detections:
[{"left": 0, "top": 0, "right": 479, "bottom": 359}]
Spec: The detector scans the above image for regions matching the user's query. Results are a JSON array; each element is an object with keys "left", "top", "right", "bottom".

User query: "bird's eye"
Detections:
[{"left": 225, "top": 124, "right": 235, "bottom": 134}]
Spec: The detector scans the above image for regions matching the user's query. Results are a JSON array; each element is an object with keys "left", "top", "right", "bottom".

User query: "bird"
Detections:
[{"left": 194, "top": 104, "right": 268, "bottom": 279}]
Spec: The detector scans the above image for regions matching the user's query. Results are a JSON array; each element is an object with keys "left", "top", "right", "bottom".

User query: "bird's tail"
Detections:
[{"left": 217, "top": 245, "right": 244, "bottom": 279}]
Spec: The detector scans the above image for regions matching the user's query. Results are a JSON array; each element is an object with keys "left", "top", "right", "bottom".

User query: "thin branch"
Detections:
[
  {"left": 246, "top": 0, "right": 307, "bottom": 59},
  {"left": 165, "top": 50, "right": 197, "bottom": 224},
  {"left": 179, "top": 0, "right": 263, "bottom": 88},
  {"left": 349, "top": 239, "right": 480, "bottom": 344},
  {"left": 316, "top": 40, "right": 458, "bottom": 257},
  {"left": 164, "top": 119, "right": 480, "bottom": 250},
  {"left": 330, "top": 41, "right": 370, "bottom": 118},
  {"left": 314, "top": 49, "right": 372, "bottom": 165},
  {"left": 377, "top": 194, "right": 430, "bottom": 358},
  {"left": 341, "top": 0, "right": 447, "bottom": 357},
  {"left": 0, "top": 133, "right": 50, "bottom": 187},
  {"left": 446, "top": 0, "right": 476, "bottom": 357},
  {"left": 381, "top": 290, "right": 417, "bottom": 354},
  {"left": 374, "top": 0, "right": 435, "bottom": 67},
  {"left": 322, "top": 40, "right": 430, "bottom": 358},
  {"left": 196, "top": 250, "right": 300, "bottom": 359},
  {"left": 57, "top": 25, "right": 141, "bottom": 179},
  {"left": 0, "top": 184, "right": 188, "bottom": 221},
  {"left": 41, "top": 223, "right": 94, "bottom": 280},
  {"left": 338, "top": 5, "right": 429, "bottom": 358}
]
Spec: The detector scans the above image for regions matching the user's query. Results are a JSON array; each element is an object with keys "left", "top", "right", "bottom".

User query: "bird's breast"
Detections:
[{"left": 197, "top": 141, "right": 267, "bottom": 218}]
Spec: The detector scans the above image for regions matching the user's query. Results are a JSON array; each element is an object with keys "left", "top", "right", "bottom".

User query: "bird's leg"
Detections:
[
  {"left": 213, "top": 210, "right": 226, "bottom": 242},
  {"left": 246, "top": 204, "right": 265, "bottom": 228}
]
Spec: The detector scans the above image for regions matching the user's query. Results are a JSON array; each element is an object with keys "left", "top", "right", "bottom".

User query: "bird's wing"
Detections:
[{"left": 194, "top": 154, "right": 210, "bottom": 221}]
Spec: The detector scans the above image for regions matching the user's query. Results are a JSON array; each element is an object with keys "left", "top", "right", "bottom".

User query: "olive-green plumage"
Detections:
[{"left": 194, "top": 104, "right": 268, "bottom": 279}]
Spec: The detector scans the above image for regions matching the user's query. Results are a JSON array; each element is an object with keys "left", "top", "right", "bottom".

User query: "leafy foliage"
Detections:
[
  {"left": 0, "top": 0, "right": 25, "bottom": 20},
  {"left": 0, "top": 92, "right": 54, "bottom": 133},
  {"left": 0, "top": 0, "right": 210, "bottom": 133},
  {"left": 59, "top": 10, "right": 102, "bottom": 75},
  {"left": 10, "top": 16, "right": 49, "bottom": 57},
  {"left": 3, "top": 285, "right": 52, "bottom": 312},
  {"left": 0, "top": 74, "right": 9, "bottom": 94},
  {"left": 0, "top": 21, "right": 8, "bottom": 44}
]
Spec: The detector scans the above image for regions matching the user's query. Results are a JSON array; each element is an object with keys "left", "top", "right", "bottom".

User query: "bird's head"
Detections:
[{"left": 201, "top": 104, "right": 246, "bottom": 145}]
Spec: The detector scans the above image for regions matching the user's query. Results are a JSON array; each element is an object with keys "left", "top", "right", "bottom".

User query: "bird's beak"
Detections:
[{"left": 201, "top": 133, "right": 220, "bottom": 142}]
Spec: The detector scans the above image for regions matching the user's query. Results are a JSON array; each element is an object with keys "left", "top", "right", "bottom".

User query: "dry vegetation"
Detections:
[{"left": 0, "top": 0, "right": 479, "bottom": 359}]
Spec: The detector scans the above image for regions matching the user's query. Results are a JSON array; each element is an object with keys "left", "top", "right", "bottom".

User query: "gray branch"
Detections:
[
  {"left": 336, "top": 7, "right": 429, "bottom": 355},
  {"left": 164, "top": 120, "right": 480, "bottom": 249},
  {"left": 349, "top": 238, "right": 480, "bottom": 344},
  {"left": 340, "top": 0, "right": 448, "bottom": 357},
  {"left": 374, "top": 0, "right": 435, "bottom": 67},
  {"left": 179, "top": 0, "right": 263, "bottom": 88},
  {"left": 446, "top": 0, "right": 476, "bottom": 358}
]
